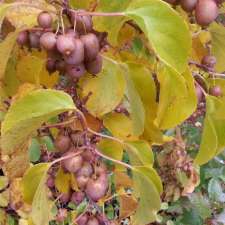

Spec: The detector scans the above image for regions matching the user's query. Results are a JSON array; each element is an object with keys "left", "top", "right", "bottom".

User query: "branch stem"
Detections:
[{"left": 69, "top": 9, "right": 125, "bottom": 17}]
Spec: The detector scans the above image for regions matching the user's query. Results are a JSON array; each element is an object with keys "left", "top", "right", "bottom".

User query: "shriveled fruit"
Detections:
[
  {"left": 87, "top": 217, "right": 99, "bottom": 225},
  {"left": 85, "top": 173, "right": 108, "bottom": 201},
  {"left": 195, "top": 0, "right": 218, "bottom": 26},
  {"left": 40, "top": 32, "right": 56, "bottom": 50},
  {"left": 54, "top": 134, "right": 71, "bottom": 152},
  {"left": 76, "top": 162, "right": 93, "bottom": 177},
  {"left": 76, "top": 213, "right": 88, "bottom": 225},
  {"left": 85, "top": 54, "right": 103, "bottom": 75},
  {"left": 29, "top": 32, "right": 40, "bottom": 48},
  {"left": 71, "top": 191, "right": 85, "bottom": 205},
  {"left": 66, "top": 64, "right": 86, "bottom": 78},
  {"left": 37, "top": 11, "right": 53, "bottom": 28},
  {"left": 56, "top": 34, "right": 76, "bottom": 55},
  {"left": 201, "top": 55, "right": 217, "bottom": 68},
  {"left": 70, "top": 10, "right": 93, "bottom": 33},
  {"left": 180, "top": 0, "right": 197, "bottom": 12},
  {"left": 209, "top": 85, "right": 223, "bottom": 97},
  {"left": 81, "top": 33, "right": 99, "bottom": 62},
  {"left": 17, "top": 31, "right": 28, "bottom": 46},
  {"left": 46, "top": 58, "right": 56, "bottom": 74},
  {"left": 64, "top": 39, "right": 84, "bottom": 65},
  {"left": 62, "top": 152, "right": 83, "bottom": 173}
]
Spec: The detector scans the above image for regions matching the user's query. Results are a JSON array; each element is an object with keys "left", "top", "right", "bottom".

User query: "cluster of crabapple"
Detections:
[
  {"left": 16, "top": 10, "right": 104, "bottom": 80},
  {"left": 165, "top": 0, "right": 222, "bottom": 26},
  {"left": 46, "top": 131, "right": 112, "bottom": 225}
]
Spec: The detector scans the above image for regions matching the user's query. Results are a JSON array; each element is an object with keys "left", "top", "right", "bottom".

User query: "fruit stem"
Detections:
[
  {"left": 69, "top": 9, "right": 125, "bottom": 17},
  {"left": 94, "top": 147, "right": 133, "bottom": 170}
]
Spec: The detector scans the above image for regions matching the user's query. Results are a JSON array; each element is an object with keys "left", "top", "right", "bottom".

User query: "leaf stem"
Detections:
[{"left": 69, "top": 9, "right": 125, "bottom": 17}]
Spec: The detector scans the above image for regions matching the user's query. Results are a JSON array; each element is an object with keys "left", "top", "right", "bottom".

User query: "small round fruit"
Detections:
[
  {"left": 76, "top": 162, "right": 93, "bottom": 177},
  {"left": 87, "top": 217, "right": 99, "bottom": 225},
  {"left": 17, "top": 31, "right": 28, "bottom": 46},
  {"left": 40, "top": 32, "right": 56, "bottom": 50},
  {"left": 54, "top": 134, "right": 71, "bottom": 152},
  {"left": 66, "top": 64, "right": 86, "bottom": 78},
  {"left": 37, "top": 11, "right": 53, "bottom": 28},
  {"left": 64, "top": 39, "right": 84, "bottom": 65},
  {"left": 59, "top": 192, "right": 71, "bottom": 204},
  {"left": 95, "top": 162, "right": 107, "bottom": 175},
  {"left": 85, "top": 173, "right": 108, "bottom": 201},
  {"left": 70, "top": 10, "right": 93, "bottom": 33},
  {"left": 46, "top": 176, "right": 55, "bottom": 188},
  {"left": 209, "top": 85, "right": 223, "bottom": 97},
  {"left": 29, "top": 32, "right": 40, "bottom": 48},
  {"left": 201, "top": 55, "right": 217, "bottom": 68},
  {"left": 56, "top": 34, "right": 76, "bottom": 55},
  {"left": 180, "top": 0, "right": 197, "bottom": 12},
  {"left": 62, "top": 152, "right": 83, "bottom": 173},
  {"left": 76, "top": 175, "right": 89, "bottom": 189},
  {"left": 85, "top": 54, "right": 103, "bottom": 75},
  {"left": 76, "top": 214, "right": 88, "bottom": 225},
  {"left": 46, "top": 58, "right": 56, "bottom": 74},
  {"left": 66, "top": 28, "right": 79, "bottom": 38},
  {"left": 195, "top": 0, "right": 218, "bottom": 26},
  {"left": 81, "top": 33, "right": 99, "bottom": 62},
  {"left": 56, "top": 208, "right": 68, "bottom": 222},
  {"left": 71, "top": 191, "right": 85, "bottom": 205}
]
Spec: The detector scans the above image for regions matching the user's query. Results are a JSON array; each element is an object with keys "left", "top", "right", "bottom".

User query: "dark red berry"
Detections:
[
  {"left": 29, "top": 32, "right": 40, "bottom": 49},
  {"left": 71, "top": 191, "right": 85, "bottom": 205},
  {"left": 66, "top": 64, "right": 86, "bottom": 79},
  {"left": 201, "top": 55, "right": 217, "bottom": 68},
  {"left": 56, "top": 34, "right": 76, "bottom": 55},
  {"left": 37, "top": 11, "right": 53, "bottom": 29},
  {"left": 81, "top": 33, "right": 99, "bottom": 62},
  {"left": 209, "top": 85, "right": 223, "bottom": 97},
  {"left": 17, "top": 31, "right": 29, "bottom": 46},
  {"left": 76, "top": 213, "right": 88, "bottom": 225},
  {"left": 76, "top": 175, "right": 89, "bottom": 189},
  {"left": 46, "top": 58, "right": 56, "bottom": 74},
  {"left": 70, "top": 10, "right": 93, "bottom": 33},
  {"left": 64, "top": 39, "right": 84, "bottom": 65},
  {"left": 62, "top": 152, "right": 83, "bottom": 173},
  {"left": 40, "top": 32, "right": 56, "bottom": 50},
  {"left": 180, "top": 0, "right": 197, "bottom": 12},
  {"left": 195, "top": 0, "right": 218, "bottom": 26},
  {"left": 54, "top": 134, "right": 71, "bottom": 152},
  {"left": 85, "top": 54, "right": 103, "bottom": 75}
]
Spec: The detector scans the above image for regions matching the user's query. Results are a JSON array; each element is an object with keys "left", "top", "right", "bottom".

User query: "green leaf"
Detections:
[
  {"left": 80, "top": 57, "right": 126, "bottom": 117},
  {"left": 93, "top": 0, "right": 130, "bottom": 45},
  {"left": 125, "top": 141, "right": 154, "bottom": 166},
  {"left": 155, "top": 67, "right": 197, "bottom": 129},
  {"left": 98, "top": 139, "right": 124, "bottom": 161},
  {"left": 40, "top": 136, "right": 55, "bottom": 152},
  {"left": 124, "top": 69, "right": 145, "bottom": 136},
  {"left": 195, "top": 96, "right": 225, "bottom": 165},
  {"left": 1, "top": 89, "right": 75, "bottom": 154},
  {"left": 208, "top": 178, "right": 225, "bottom": 203},
  {"left": 31, "top": 167, "right": 53, "bottom": 225},
  {"left": 29, "top": 138, "right": 41, "bottom": 163},
  {"left": 55, "top": 167, "right": 71, "bottom": 194},
  {"left": 0, "top": 31, "right": 19, "bottom": 80},
  {"left": 125, "top": 0, "right": 191, "bottom": 73},
  {"left": 22, "top": 163, "right": 50, "bottom": 204},
  {"left": 132, "top": 168, "right": 161, "bottom": 225},
  {"left": 209, "top": 23, "right": 225, "bottom": 72},
  {"left": 125, "top": 62, "right": 164, "bottom": 144}
]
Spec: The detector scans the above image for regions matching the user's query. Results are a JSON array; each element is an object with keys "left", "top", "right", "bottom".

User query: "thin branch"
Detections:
[
  {"left": 94, "top": 147, "right": 133, "bottom": 170},
  {"left": 41, "top": 116, "right": 76, "bottom": 129}
]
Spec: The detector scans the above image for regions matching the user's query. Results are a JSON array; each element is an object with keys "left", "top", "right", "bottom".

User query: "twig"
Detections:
[
  {"left": 41, "top": 116, "right": 76, "bottom": 129},
  {"left": 69, "top": 9, "right": 125, "bottom": 17}
]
